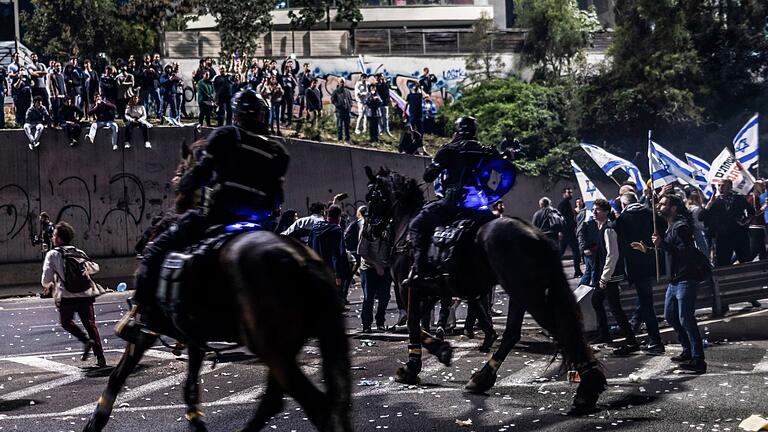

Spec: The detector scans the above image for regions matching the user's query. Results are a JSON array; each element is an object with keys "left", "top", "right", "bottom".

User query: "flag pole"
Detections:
[{"left": 648, "top": 130, "right": 661, "bottom": 281}]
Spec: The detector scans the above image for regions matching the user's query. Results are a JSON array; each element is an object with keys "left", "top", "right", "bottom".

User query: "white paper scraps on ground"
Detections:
[{"left": 739, "top": 415, "right": 768, "bottom": 431}]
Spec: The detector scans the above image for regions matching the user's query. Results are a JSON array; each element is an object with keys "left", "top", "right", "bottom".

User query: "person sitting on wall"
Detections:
[
  {"left": 23, "top": 96, "right": 51, "bottom": 150},
  {"left": 86, "top": 94, "right": 119, "bottom": 150}
]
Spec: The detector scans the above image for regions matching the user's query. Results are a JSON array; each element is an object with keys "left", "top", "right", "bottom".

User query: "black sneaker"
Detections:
[
  {"left": 643, "top": 344, "right": 665, "bottom": 355},
  {"left": 376, "top": 324, "right": 386, "bottom": 332},
  {"left": 361, "top": 327, "right": 372, "bottom": 334},
  {"left": 612, "top": 344, "right": 641, "bottom": 356},
  {"left": 679, "top": 359, "right": 707, "bottom": 374},
  {"left": 671, "top": 353, "right": 692, "bottom": 363},
  {"left": 462, "top": 328, "right": 475, "bottom": 339},
  {"left": 96, "top": 357, "right": 107, "bottom": 368}
]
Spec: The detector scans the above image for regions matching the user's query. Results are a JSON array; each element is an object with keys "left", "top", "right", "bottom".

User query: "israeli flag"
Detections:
[
  {"left": 580, "top": 143, "right": 645, "bottom": 192},
  {"left": 357, "top": 54, "right": 366, "bottom": 75},
  {"left": 571, "top": 160, "right": 606, "bottom": 221},
  {"left": 648, "top": 140, "right": 698, "bottom": 189},
  {"left": 733, "top": 114, "right": 759, "bottom": 171},
  {"left": 685, "top": 153, "right": 714, "bottom": 199}
]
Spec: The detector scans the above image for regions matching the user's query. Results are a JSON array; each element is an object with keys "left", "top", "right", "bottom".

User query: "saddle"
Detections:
[
  {"left": 427, "top": 212, "right": 495, "bottom": 276},
  {"left": 156, "top": 223, "right": 262, "bottom": 343}
]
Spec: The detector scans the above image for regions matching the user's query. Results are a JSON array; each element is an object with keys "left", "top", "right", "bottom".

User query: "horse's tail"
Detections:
[
  {"left": 313, "top": 267, "right": 353, "bottom": 432},
  {"left": 544, "top": 246, "right": 596, "bottom": 373}
]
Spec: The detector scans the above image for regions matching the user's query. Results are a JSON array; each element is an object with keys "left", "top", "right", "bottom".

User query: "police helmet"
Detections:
[
  {"left": 232, "top": 89, "right": 269, "bottom": 131},
  {"left": 454, "top": 116, "right": 477, "bottom": 140}
]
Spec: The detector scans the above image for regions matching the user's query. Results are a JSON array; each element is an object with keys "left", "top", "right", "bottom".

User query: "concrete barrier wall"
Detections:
[{"left": 0, "top": 127, "right": 616, "bottom": 268}]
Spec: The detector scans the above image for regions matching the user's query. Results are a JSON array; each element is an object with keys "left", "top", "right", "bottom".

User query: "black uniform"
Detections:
[
  {"left": 134, "top": 126, "right": 290, "bottom": 306},
  {"left": 408, "top": 137, "right": 499, "bottom": 273}
]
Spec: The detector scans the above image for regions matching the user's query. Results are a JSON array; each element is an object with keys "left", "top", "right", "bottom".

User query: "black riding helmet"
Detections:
[
  {"left": 232, "top": 89, "right": 270, "bottom": 133},
  {"left": 454, "top": 116, "right": 477, "bottom": 140}
]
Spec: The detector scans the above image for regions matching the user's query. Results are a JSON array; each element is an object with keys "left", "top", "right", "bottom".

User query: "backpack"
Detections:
[
  {"left": 545, "top": 209, "right": 565, "bottom": 234},
  {"left": 55, "top": 247, "right": 95, "bottom": 293}
]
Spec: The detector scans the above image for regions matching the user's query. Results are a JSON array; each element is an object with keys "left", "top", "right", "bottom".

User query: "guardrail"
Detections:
[{"left": 618, "top": 259, "right": 768, "bottom": 319}]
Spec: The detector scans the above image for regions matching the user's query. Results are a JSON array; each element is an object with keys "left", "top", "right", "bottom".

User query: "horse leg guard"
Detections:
[
  {"left": 465, "top": 359, "right": 500, "bottom": 394},
  {"left": 569, "top": 363, "right": 607, "bottom": 416},
  {"left": 82, "top": 395, "right": 114, "bottom": 432},
  {"left": 423, "top": 336, "right": 453, "bottom": 367},
  {"left": 395, "top": 344, "right": 422, "bottom": 384},
  {"left": 185, "top": 409, "right": 208, "bottom": 432},
  {"left": 479, "top": 330, "right": 498, "bottom": 353}
]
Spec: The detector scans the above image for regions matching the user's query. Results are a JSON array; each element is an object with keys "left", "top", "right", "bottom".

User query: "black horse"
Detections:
[
  {"left": 83, "top": 144, "right": 352, "bottom": 432},
  {"left": 363, "top": 166, "right": 606, "bottom": 414}
]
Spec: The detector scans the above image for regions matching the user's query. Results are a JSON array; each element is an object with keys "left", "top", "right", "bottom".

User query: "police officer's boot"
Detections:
[{"left": 114, "top": 269, "right": 158, "bottom": 344}]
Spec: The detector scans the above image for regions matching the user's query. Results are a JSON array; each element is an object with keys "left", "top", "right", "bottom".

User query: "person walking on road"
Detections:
[
  {"left": 41, "top": 222, "right": 107, "bottom": 368},
  {"left": 631, "top": 194, "right": 710, "bottom": 374}
]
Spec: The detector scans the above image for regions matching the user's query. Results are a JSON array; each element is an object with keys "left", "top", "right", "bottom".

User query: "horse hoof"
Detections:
[
  {"left": 570, "top": 368, "right": 607, "bottom": 415},
  {"left": 395, "top": 366, "right": 421, "bottom": 385},
  {"left": 82, "top": 412, "right": 108, "bottom": 432},
  {"left": 187, "top": 416, "right": 207, "bottom": 432},
  {"left": 567, "top": 403, "right": 601, "bottom": 416},
  {"left": 436, "top": 343, "right": 453, "bottom": 367},
  {"left": 478, "top": 331, "right": 498, "bottom": 353},
  {"left": 465, "top": 366, "right": 497, "bottom": 394}
]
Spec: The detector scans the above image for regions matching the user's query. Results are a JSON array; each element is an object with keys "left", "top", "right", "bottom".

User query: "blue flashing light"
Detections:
[{"left": 223, "top": 221, "right": 262, "bottom": 232}]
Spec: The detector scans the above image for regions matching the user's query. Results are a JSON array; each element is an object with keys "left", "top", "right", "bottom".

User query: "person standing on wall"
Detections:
[{"left": 41, "top": 222, "right": 107, "bottom": 368}]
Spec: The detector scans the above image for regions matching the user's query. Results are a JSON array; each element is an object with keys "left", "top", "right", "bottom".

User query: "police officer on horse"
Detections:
[
  {"left": 408, "top": 115, "right": 512, "bottom": 282},
  {"left": 117, "top": 89, "right": 290, "bottom": 342}
]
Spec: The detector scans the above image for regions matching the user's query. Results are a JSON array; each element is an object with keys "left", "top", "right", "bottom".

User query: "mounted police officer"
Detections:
[
  {"left": 117, "top": 89, "right": 290, "bottom": 343},
  {"left": 408, "top": 116, "right": 510, "bottom": 281}
]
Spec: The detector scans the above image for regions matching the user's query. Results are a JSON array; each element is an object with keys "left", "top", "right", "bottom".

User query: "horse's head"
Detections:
[{"left": 363, "top": 166, "right": 425, "bottom": 239}]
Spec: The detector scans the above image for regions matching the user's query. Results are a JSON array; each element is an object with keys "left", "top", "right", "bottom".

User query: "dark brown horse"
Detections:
[
  {"left": 364, "top": 166, "right": 606, "bottom": 415},
  {"left": 83, "top": 142, "right": 352, "bottom": 432}
]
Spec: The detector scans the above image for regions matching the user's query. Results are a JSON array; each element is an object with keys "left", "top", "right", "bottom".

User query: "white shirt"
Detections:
[{"left": 41, "top": 246, "right": 101, "bottom": 303}]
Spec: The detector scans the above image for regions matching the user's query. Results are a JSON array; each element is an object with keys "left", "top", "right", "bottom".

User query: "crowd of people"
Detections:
[
  {"left": 1, "top": 51, "right": 441, "bottom": 151},
  {"left": 534, "top": 178, "right": 768, "bottom": 374}
]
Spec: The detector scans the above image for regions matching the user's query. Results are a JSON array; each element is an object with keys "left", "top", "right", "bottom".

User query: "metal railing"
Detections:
[{"left": 617, "top": 260, "right": 768, "bottom": 318}]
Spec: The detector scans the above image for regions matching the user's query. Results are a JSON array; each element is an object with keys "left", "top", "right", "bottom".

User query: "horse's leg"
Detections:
[
  {"left": 396, "top": 283, "right": 425, "bottom": 384},
  {"left": 524, "top": 268, "right": 606, "bottom": 415},
  {"left": 183, "top": 346, "right": 208, "bottom": 432},
  {"left": 82, "top": 336, "right": 156, "bottom": 432},
  {"left": 271, "top": 361, "right": 331, "bottom": 431},
  {"left": 240, "top": 372, "right": 284, "bottom": 432},
  {"left": 466, "top": 302, "right": 524, "bottom": 393}
]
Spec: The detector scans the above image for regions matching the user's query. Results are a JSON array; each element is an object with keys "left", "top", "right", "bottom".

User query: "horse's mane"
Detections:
[{"left": 377, "top": 168, "right": 425, "bottom": 215}]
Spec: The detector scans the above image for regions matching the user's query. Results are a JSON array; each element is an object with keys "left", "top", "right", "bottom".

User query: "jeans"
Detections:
[
  {"left": 664, "top": 280, "right": 704, "bottom": 360},
  {"left": 631, "top": 277, "right": 662, "bottom": 346},
  {"left": 217, "top": 99, "right": 232, "bottom": 126},
  {"left": 748, "top": 227, "right": 767, "bottom": 261},
  {"left": 378, "top": 105, "right": 390, "bottom": 133},
  {"left": 360, "top": 268, "right": 392, "bottom": 328},
  {"left": 59, "top": 297, "right": 104, "bottom": 360},
  {"left": 408, "top": 115, "right": 423, "bottom": 134},
  {"left": 579, "top": 253, "right": 594, "bottom": 286},
  {"left": 141, "top": 87, "right": 162, "bottom": 118},
  {"left": 336, "top": 110, "right": 350, "bottom": 141},
  {"left": 591, "top": 281, "right": 637, "bottom": 343},
  {"left": 163, "top": 92, "right": 179, "bottom": 121},
  {"left": 88, "top": 121, "right": 119, "bottom": 147},
  {"left": 63, "top": 122, "right": 82, "bottom": 142},
  {"left": 23, "top": 123, "right": 44, "bottom": 145},
  {"left": 270, "top": 103, "right": 281, "bottom": 132}
]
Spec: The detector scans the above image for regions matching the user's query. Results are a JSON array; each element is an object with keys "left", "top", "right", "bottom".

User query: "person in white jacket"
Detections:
[
  {"left": 41, "top": 221, "right": 107, "bottom": 367},
  {"left": 589, "top": 199, "right": 640, "bottom": 355},
  {"left": 124, "top": 94, "right": 152, "bottom": 149},
  {"left": 354, "top": 74, "right": 369, "bottom": 135}
]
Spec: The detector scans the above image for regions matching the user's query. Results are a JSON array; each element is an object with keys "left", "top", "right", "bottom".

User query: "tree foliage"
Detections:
[
  {"left": 288, "top": 0, "right": 330, "bottom": 30},
  {"left": 464, "top": 12, "right": 506, "bottom": 83},
  {"left": 205, "top": 0, "right": 274, "bottom": 63},
  {"left": 22, "top": 0, "right": 121, "bottom": 59},
  {"left": 439, "top": 78, "right": 578, "bottom": 178},
  {"left": 517, "top": 0, "right": 601, "bottom": 81}
]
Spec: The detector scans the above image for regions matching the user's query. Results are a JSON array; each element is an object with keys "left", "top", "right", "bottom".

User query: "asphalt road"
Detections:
[{"left": 0, "top": 282, "right": 766, "bottom": 432}]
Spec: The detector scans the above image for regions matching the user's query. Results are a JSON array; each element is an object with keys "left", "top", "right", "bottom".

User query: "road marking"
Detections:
[
  {"left": 4, "top": 356, "right": 83, "bottom": 375},
  {"left": 753, "top": 350, "right": 768, "bottom": 373},
  {"left": 27, "top": 319, "right": 120, "bottom": 329},
  {"left": 0, "top": 375, "right": 84, "bottom": 401},
  {"left": 610, "top": 355, "right": 675, "bottom": 384},
  {"left": 496, "top": 358, "right": 554, "bottom": 387},
  {"left": 62, "top": 360, "right": 230, "bottom": 415}
]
